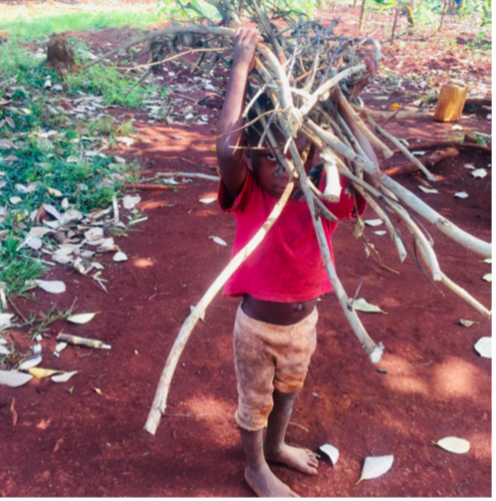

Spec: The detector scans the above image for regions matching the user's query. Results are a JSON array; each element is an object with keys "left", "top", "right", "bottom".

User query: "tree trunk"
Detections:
[{"left": 358, "top": 0, "right": 367, "bottom": 32}]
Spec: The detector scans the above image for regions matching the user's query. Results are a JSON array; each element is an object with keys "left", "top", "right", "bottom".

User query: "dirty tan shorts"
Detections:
[{"left": 233, "top": 303, "right": 318, "bottom": 431}]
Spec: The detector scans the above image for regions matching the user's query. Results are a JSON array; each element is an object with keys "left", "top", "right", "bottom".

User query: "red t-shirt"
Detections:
[{"left": 218, "top": 169, "right": 365, "bottom": 302}]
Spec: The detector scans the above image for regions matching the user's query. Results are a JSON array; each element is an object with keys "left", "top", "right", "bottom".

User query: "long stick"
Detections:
[
  {"left": 144, "top": 179, "right": 295, "bottom": 435},
  {"left": 305, "top": 119, "right": 492, "bottom": 258}
]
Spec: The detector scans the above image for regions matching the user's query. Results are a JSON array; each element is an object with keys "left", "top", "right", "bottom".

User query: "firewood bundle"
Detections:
[{"left": 81, "top": 1, "right": 491, "bottom": 435}]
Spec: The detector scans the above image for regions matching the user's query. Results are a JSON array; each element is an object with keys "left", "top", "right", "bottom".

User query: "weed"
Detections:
[{"left": 118, "top": 120, "right": 135, "bottom": 136}]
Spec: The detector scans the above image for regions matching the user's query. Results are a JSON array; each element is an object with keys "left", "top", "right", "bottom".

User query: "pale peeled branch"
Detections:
[
  {"left": 434, "top": 437, "right": 470, "bottom": 454},
  {"left": 356, "top": 455, "right": 394, "bottom": 484},
  {"left": 353, "top": 298, "right": 388, "bottom": 315},
  {"left": 474, "top": 337, "right": 491, "bottom": 358},
  {"left": 319, "top": 443, "right": 339, "bottom": 466},
  {"left": 34, "top": 280, "right": 66, "bottom": 294},
  {"left": 0, "top": 370, "right": 33, "bottom": 387},
  {"left": 321, "top": 148, "right": 342, "bottom": 202},
  {"left": 67, "top": 312, "right": 98, "bottom": 324}
]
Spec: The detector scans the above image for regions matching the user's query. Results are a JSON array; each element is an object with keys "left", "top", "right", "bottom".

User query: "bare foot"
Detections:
[
  {"left": 245, "top": 464, "right": 299, "bottom": 497},
  {"left": 264, "top": 443, "right": 319, "bottom": 475}
]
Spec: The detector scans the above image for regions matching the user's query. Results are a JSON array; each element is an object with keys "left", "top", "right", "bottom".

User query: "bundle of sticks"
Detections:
[{"left": 83, "top": 1, "right": 491, "bottom": 435}]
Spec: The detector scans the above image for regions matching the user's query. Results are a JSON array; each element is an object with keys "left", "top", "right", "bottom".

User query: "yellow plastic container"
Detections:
[{"left": 434, "top": 82, "right": 468, "bottom": 122}]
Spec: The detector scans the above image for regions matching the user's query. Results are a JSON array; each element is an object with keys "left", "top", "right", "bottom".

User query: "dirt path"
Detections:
[{"left": 0, "top": 5, "right": 491, "bottom": 497}]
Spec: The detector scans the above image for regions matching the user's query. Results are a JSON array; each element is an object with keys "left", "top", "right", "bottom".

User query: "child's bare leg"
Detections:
[
  {"left": 264, "top": 389, "right": 319, "bottom": 475},
  {"left": 240, "top": 427, "right": 299, "bottom": 497}
]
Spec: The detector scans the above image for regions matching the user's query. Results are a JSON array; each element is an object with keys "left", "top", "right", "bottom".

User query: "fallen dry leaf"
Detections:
[
  {"left": 67, "top": 312, "right": 99, "bottom": 324},
  {"left": 34, "top": 279, "right": 66, "bottom": 294},
  {"left": 471, "top": 168, "right": 487, "bottom": 179},
  {"left": 52, "top": 371, "right": 80, "bottom": 383},
  {"left": 434, "top": 437, "right": 470, "bottom": 454},
  {"left": 353, "top": 298, "right": 388, "bottom": 315},
  {"left": 0, "top": 370, "right": 33, "bottom": 387},
  {"left": 18, "top": 355, "right": 42, "bottom": 370},
  {"left": 113, "top": 251, "right": 128, "bottom": 262},
  {"left": 319, "top": 443, "right": 339, "bottom": 466},
  {"left": 28, "top": 367, "right": 63, "bottom": 378},
  {"left": 356, "top": 455, "right": 394, "bottom": 484},
  {"left": 418, "top": 186, "right": 439, "bottom": 194},
  {"left": 474, "top": 337, "right": 491, "bottom": 358},
  {"left": 364, "top": 218, "right": 383, "bottom": 227}
]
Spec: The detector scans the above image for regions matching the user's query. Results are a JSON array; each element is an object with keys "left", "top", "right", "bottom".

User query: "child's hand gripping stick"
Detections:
[{"left": 320, "top": 148, "right": 342, "bottom": 203}]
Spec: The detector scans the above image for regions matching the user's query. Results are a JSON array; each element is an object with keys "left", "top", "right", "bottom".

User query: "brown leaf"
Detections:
[{"left": 10, "top": 397, "right": 18, "bottom": 426}]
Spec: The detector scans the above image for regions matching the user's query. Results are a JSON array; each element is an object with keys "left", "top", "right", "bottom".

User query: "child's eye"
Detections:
[{"left": 267, "top": 153, "right": 276, "bottom": 161}]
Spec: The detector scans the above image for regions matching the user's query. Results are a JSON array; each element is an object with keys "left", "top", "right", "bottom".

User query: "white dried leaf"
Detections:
[
  {"left": 91, "top": 262, "right": 104, "bottom": 270},
  {"left": 0, "top": 344, "right": 10, "bottom": 355},
  {"left": 412, "top": 151, "right": 425, "bottom": 156},
  {"left": 353, "top": 298, "right": 388, "bottom": 315},
  {"left": 52, "top": 370, "right": 80, "bottom": 383},
  {"left": 55, "top": 245, "right": 76, "bottom": 256},
  {"left": 29, "top": 227, "right": 53, "bottom": 237},
  {"left": 459, "top": 319, "right": 476, "bottom": 327},
  {"left": 84, "top": 227, "right": 104, "bottom": 241},
  {"left": 482, "top": 273, "right": 492, "bottom": 282},
  {"left": 451, "top": 124, "right": 463, "bottom": 130},
  {"left": 61, "top": 198, "right": 69, "bottom": 209},
  {"left": 454, "top": 191, "right": 468, "bottom": 198},
  {"left": 418, "top": 186, "right": 439, "bottom": 194},
  {"left": 24, "top": 235, "right": 43, "bottom": 250},
  {"left": 52, "top": 253, "right": 73, "bottom": 264},
  {"left": 34, "top": 280, "right": 66, "bottom": 294},
  {"left": 474, "top": 337, "right": 491, "bottom": 358},
  {"left": 319, "top": 444, "right": 339, "bottom": 466},
  {"left": 43, "top": 203, "right": 62, "bottom": 220},
  {"left": 113, "top": 251, "right": 128, "bottom": 262},
  {"left": 357, "top": 455, "right": 394, "bottom": 484},
  {"left": 374, "top": 231, "right": 387, "bottom": 236},
  {"left": 10, "top": 196, "right": 22, "bottom": 205},
  {"left": 0, "top": 313, "right": 14, "bottom": 328},
  {"left": 480, "top": 258, "right": 492, "bottom": 264},
  {"left": 434, "top": 437, "right": 470, "bottom": 454},
  {"left": 18, "top": 355, "right": 42, "bottom": 370},
  {"left": 210, "top": 236, "right": 227, "bottom": 246},
  {"left": 47, "top": 186, "right": 63, "bottom": 197},
  {"left": 471, "top": 168, "right": 487, "bottom": 179},
  {"left": 55, "top": 342, "right": 68, "bottom": 353},
  {"left": 122, "top": 195, "right": 141, "bottom": 209},
  {"left": 61, "top": 209, "right": 83, "bottom": 223},
  {"left": 0, "top": 370, "right": 33, "bottom": 387},
  {"left": 16, "top": 182, "right": 37, "bottom": 194},
  {"left": 199, "top": 198, "right": 216, "bottom": 204},
  {"left": 67, "top": 312, "right": 98, "bottom": 324},
  {"left": 364, "top": 219, "right": 383, "bottom": 227},
  {"left": 463, "top": 163, "right": 475, "bottom": 170}
]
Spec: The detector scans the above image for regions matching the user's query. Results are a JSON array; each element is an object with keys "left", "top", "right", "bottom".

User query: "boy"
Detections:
[{"left": 216, "top": 28, "right": 379, "bottom": 497}]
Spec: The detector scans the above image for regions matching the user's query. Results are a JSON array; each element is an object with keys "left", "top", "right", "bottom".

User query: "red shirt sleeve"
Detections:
[{"left": 319, "top": 172, "right": 367, "bottom": 221}]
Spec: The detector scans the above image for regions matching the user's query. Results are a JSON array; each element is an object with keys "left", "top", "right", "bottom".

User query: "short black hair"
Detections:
[{"left": 245, "top": 92, "right": 284, "bottom": 146}]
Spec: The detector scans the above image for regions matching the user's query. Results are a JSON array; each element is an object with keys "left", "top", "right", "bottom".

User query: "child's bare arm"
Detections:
[{"left": 216, "top": 28, "right": 263, "bottom": 197}]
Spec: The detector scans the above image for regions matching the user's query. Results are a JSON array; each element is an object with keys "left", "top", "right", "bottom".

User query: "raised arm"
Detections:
[{"left": 216, "top": 28, "right": 263, "bottom": 197}]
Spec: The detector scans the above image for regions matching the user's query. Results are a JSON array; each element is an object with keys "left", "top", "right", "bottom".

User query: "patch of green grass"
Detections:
[
  {"left": 0, "top": 234, "right": 47, "bottom": 296},
  {"left": 0, "top": 7, "right": 169, "bottom": 40}
]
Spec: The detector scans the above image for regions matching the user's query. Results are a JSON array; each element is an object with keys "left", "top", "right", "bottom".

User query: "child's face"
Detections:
[{"left": 251, "top": 134, "right": 312, "bottom": 199}]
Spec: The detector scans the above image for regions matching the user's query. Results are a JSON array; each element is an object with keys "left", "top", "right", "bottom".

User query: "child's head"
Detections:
[{"left": 245, "top": 93, "right": 314, "bottom": 198}]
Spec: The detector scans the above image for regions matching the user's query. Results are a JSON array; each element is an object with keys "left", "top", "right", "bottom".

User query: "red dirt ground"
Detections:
[{"left": 0, "top": 4, "right": 492, "bottom": 497}]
